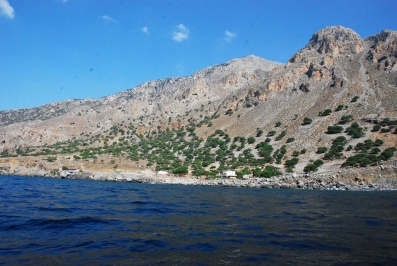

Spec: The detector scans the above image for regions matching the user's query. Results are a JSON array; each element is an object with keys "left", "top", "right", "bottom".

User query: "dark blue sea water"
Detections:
[{"left": 0, "top": 175, "right": 396, "bottom": 265}]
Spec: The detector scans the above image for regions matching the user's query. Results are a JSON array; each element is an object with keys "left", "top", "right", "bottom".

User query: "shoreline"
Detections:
[{"left": 1, "top": 165, "right": 397, "bottom": 191}]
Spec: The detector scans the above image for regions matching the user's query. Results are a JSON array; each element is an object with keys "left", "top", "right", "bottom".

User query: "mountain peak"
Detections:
[
  {"left": 307, "top": 26, "right": 362, "bottom": 55},
  {"left": 367, "top": 29, "right": 397, "bottom": 42},
  {"left": 192, "top": 55, "right": 281, "bottom": 80}
]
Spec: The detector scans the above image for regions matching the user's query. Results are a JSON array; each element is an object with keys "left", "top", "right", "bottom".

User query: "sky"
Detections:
[{"left": 0, "top": 0, "right": 396, "bottom": 111}]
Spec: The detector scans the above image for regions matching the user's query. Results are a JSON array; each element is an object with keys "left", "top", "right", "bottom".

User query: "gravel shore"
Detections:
[
  {"left": 66, "top": 167, "right": 397, "bottom": 191},
  {"left": 2, "top": 164, "right": 396, "bottom": 191}
]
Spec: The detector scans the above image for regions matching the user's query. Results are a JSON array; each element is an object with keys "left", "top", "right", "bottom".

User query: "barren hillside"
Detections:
[{"left": 0, "top": 26, "right": 396, "bottom": 178}]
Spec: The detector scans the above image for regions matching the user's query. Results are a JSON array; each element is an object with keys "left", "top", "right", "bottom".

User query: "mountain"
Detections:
[{"left": 0, "top": 26, "right": 396, "bottom": 180}]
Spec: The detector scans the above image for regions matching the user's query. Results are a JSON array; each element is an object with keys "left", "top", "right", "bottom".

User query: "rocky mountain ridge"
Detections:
[{"left": 0, "top": 26, "right": 396, "bottom": 179}]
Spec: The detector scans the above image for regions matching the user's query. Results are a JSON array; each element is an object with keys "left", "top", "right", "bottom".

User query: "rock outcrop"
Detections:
[{"left": 366, "top": 29, "right": 397, "bottom": 71}]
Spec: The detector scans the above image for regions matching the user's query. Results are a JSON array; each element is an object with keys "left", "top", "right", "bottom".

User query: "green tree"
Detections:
[
  {"left": 319, "top": 109, "right": 332, "bottom": 116},
  {"left": 378, "top": 147, "right": 396, "bottom": 161},
  {"left": 372, "top": 124, "right": 381, "bottom": 132},
  {"left": 302, "top": 117, "right": 313, "bottom": 125},
  {"left": 236, "top": 167, "right": 251, "bottom": 178},
  {"left": 342, "top": 154, "right": 379, "bottom": 167},
  {"left": 256, "top": 128, "right": 263, "bottom": 137},
  {"left": 304, "top": 163, "right": 318, "bottom": 173},
  {"left": 267, "top": 130, "right": 276, "bottom": 137},
  {"left": 345, "top": 122, "right": 364, "bottom": 138},
  {"left": 327, "top": 125, "right": 343, "bottom": 134},
  {"left": 173, "top": 165, "right": 188, "bottom": 175},
  {"left": 316, "top": 147, "right": 328, "bottom": 154},
  {"left": 47, "top": 156, "right": 57, "bottom": 162},
  {"left": 285, "top": 158, "right": 299, "bottom": 172},
  {"left": 260, "top": 165, "right": 282, "bottom": 178},
  {"left": 335, "top": 105, "right": 344, "bottom": 112},
  {"left": 313, "top": 159, "right": 324, "bottom": 167},
  {"left": 275, "top": 131, "right": 286, "bottom": 141},
  {"left": 339, "top": 115, "right": 353, "bottom": 124},
  {"left": 247, "top": 136, "right": 256, "bottom": 144}
]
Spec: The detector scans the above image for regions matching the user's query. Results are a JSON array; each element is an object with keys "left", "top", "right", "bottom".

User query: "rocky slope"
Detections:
[
  {"left": 0, "top": 55, "right": 281, "bottom": 150},
  {"left": 0, "top": 26, "right": 396, "bottom": 183}
]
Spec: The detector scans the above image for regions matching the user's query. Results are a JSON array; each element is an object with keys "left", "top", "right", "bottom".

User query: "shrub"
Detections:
[
  {"left": 345, "top": 122, "right": 364, "bottom": 138},
  {"left": 313, "top": 159, "right": 324, "bottom": 167},
  {"left": 316, "top": 147, "right": 328, "bottom": 154},
  {"left": 173, "top": 165, "right": 188, "bottom": 175},
  {"left": 354, "top": 140, "right": 374, "bottom": 152},
  {"left": 247, "top": 136, "right": 256, "bottom": 144},
  {"left": 339, "top": 115, "right": 353, "bottom": 124},
  {"left": 378, "top": 147, "right": 396, "bottom": 161},
  {"left": 267, "top": 131, "right": 276, "bottom": 137},
  {"left": 292, "top": 150, "right": 300, "bottom": 157},
  {"left": 335, "top": 105, "right": 344, "bottom": 112},
  {"left": 191, "top": 169, "right": 208, "bottom": 177},
  {"left": 285, "top": 158, "right": 299, "bottom": 169},
  {"left": 47, "top": 156, "right": 57, "bottom": 162},
  {"left": 374, "top": 139, "right": 384, "bottom": 146},
  {"left": 304, "top": 163, "right": 318, "bottom": 173},
  {"left": 275, "top": 131, "right": 286, "bottom": 141},
  {"left": 286, "top": 137, "right": 295, "bottom": 143},
  {"left": 382, "top": 118, "right": 397, "bottom": 126},
  {"left": 236, "top": 167, "right": 251, "bottom": 179},
  {"left": 351, "top": 96, "right": 359, "bottom": 102},
  {"left": 260, "top": 165, "right": 282, "bottom": 178},
  {"left": 323, "top": 136, "right": 347, "bottom": 160},
  {"left": 225, "top": 109, "right": 233, "bottom": 116},
  {"left": 372, "top": 124, "right": 381, "bottom": 132},
  {"left": 302, "top": 117, "right": 312, "bottom": 125},
  {"left": 319, "top": 109, "right": 332, "bottom": 116},
  {"left": 256, "top": 129, "right": 263, "bottom": 137},
  {"left": 323, "top": 150, "right": 343, "bottom": 160},
  {"left": 331, "top": 136, "right": 347, "bottom": 149},
  {"left": 275, "top": 121, "right": 282, "bottom": 127},
  {"left": 346, "top": 145, "right": 353, "bottom": 151},
  {"left": 327, "top": 125, "right": 343, "bottom": 134},
  {"left": 370, "top": 148, "right": 381, "bottom": 154},
  {"left": 256, "top": 143, "right": 274, "bottom": 163},
  {"left": 342, "top": 154, "right": 379, "bottom": 167}
]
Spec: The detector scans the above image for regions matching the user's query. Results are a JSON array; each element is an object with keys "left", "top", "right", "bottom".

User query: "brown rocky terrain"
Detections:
[{"left": 0, "top": 26, "right": 396, "bottom": 188}]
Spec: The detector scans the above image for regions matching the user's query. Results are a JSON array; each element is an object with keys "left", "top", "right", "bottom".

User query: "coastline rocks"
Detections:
[
  {"left": 69, "top": 170, "right": 396, "bottom": 191},
  {"left": 1, "top": 165, "right": 396, "bottom": 191}
]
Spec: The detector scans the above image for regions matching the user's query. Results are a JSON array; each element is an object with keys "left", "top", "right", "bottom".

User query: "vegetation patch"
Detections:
[
  {"left": 345, "top": 122, "right": 364, "bottom": 138},
  {"left": 302, "top": 117, "right": 312, "bottom": 125},
  {"left": 326, "top": 125, "right": 344, "bottom": 134}
]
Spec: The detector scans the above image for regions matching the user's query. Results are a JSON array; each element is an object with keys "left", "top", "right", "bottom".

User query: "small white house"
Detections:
[
  {"left": 220, "top": 170, "right": 237, "bottom": 178},
  {"left": 157, "top": 170, "right": 169, "bottom": 175},
  {"left": 59, "top": 168, "right": 79, "bottom": 178}
]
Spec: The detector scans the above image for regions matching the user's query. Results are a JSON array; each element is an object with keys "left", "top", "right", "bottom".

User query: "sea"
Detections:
[{"left": 0, "top": 175, "right": 396, "bottom": 265}]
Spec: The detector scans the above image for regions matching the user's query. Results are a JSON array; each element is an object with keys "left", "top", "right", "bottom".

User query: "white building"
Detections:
[{"left": 220, "top": 170, "right": 237, "bottom": 178}]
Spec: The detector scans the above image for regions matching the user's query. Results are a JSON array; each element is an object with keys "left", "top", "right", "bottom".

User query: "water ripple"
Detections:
[{"left": 0, "top": 175, "right": 396, "bottom": 265}]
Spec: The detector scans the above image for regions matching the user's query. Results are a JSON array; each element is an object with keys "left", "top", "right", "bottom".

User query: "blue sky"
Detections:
[{"left": 1, "top": 0, "right": 396, "bottom": 111}]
